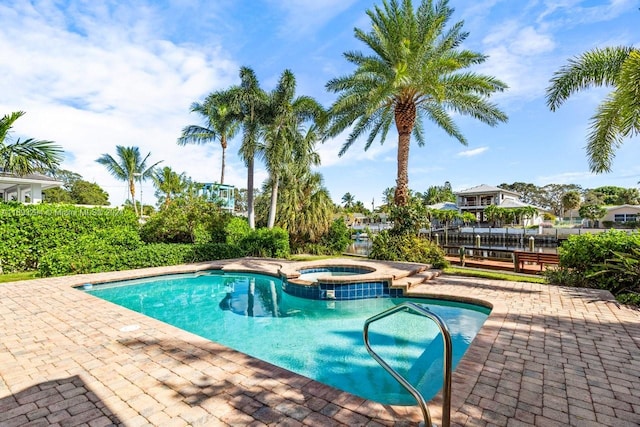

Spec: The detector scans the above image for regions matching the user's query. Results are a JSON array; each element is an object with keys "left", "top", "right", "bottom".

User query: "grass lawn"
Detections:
[{"left": 0, "top": 271, "right": 39, "bottom": 283}]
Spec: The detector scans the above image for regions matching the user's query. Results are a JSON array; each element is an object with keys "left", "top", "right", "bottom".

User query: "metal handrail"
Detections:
[{"left": 363, "top": 302, "right": 452, "bottom": 427}]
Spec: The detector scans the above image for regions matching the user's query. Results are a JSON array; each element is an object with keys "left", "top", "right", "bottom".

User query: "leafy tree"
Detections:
[
  {"left": 547, "top": 47, "right": 640, "bottom": 173},
  {"left": 342, "top": 192, "right": 355, "bottom": 209},
  {"left": 260, "top": 70, "right": 325, "bottom": 228},
  {"left": 152, "top": 166, "right": 188, "bottom": 208},
  {"left": 562, "top": 190, "right": 581, "bottom": 222},
  {"left": 69, "top": 180, "right": 109, "bottom": 205},
  {"left": 541, "top": 184, "right": 583, "bottom": 216},
  {"left": 234, "top": 187, "right": 248, "bottom": 213},
  {"left": 42, "top": 187, "right": 73, "bottom": 203},
  {"left": 51, "top": 169, "right": 82, "bottom": 190},
  {"left": 178, "top": 90, "right": 239, "bottom": 184},
  {"left": 579, "top": 204, "right": 607, "bottom": 227},
  {"left": 498, "top": 182, "right": 544, "bottom": 206},
  {"left": 326, "top": 0, "right": 507, "bottom": 206},
  {"left": 421, "top": 181, "right": 456, "bottom": 205},
  {"left": 587, "top": 185, "right": 640, "bottom": 205},
  {"left": 0, "top": 111, "right": 63, "bottom": 175},
  {"left": 96, "top": 146, "right": 161, "bottom": 217}
]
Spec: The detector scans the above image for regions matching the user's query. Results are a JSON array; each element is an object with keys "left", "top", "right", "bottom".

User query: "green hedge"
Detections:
[
  {"left": 0, "top": 204, "right": 138, "bottom": 272},
  {"left": 545, "top": 229, "right": 640, "bottom": 298},
  {"left": 39, "top": 241, "right": 244, "bottom": 276}
]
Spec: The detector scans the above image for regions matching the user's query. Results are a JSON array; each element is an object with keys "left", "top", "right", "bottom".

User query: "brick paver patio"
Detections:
[{"left": 1, "top": 258, "right": 639, "bottom": 426}]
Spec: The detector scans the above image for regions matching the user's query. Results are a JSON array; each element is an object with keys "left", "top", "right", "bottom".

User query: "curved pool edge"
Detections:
[{"left": 55, "top": 258, "right": 503, "bottom": 426}]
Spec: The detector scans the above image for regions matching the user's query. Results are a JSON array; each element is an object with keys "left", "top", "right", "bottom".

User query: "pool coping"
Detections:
[{"left": 2, "top": 257, "right": 640, "bottom": 426}]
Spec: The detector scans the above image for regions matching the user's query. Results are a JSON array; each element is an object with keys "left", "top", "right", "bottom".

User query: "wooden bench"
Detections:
[{"left": 513, "top": 251, "right": 559, "bottom": 273}]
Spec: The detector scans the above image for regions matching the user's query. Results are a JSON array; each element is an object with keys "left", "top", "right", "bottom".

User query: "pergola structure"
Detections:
[{"left": 0, "top": 171, "right": 63, "bottom": 204}]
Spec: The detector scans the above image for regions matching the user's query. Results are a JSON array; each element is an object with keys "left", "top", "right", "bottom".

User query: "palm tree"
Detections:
[
  {"left": 228, "top": 67, "right": 268, "bottom": 229},
  {"left": 152, "top": 166, "right": 187, "bottom": 208},
  {"left": 96, "top": 146, "right": 162, "bottom": 217},
  {"left": 326, "top": 0, "right": 507, "bottom": 206},
  {"left": 178, "top": 91, "right": 239, "bottom": 184},
  {"left": 276, "top": 164, "right": 334, "bottom": 248},
  {"left": 260, "top": 70, "right": 325, "bottom": 228},
  {"left": 342, "top": 192, "right": 355, "bottom": 209},
  {"left": 0, "top": 111, "right": 63, "bottom": 176},
  {"left": 562, "top": 190, "right": 581, "bottom": 224},
  {"left": 546, "top": 47, "right": 640, "bottom": 173}
]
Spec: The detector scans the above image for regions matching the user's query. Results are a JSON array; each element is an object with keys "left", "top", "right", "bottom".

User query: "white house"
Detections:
[
  {"left": 0, "top": 171, "right": 63, "bottom": 204},
  {"left": 601, "top": 205, "right": 640, "bottom": 226}
]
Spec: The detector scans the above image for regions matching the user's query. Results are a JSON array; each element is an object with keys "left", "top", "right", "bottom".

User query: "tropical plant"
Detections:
[
  {"left": 268, "top": 164, "right": 334, "bottom": 250},
  {"left": 546, "top": 46, "right": 640, "bottom": 173},
  {"left": 178, "top": 91, "right": 239, "bottom": 184},
  {"left": 0, "top": 111, "right": 63, "bottom": 176},
  {"left": 95, "top": 146, "right": 162, "bottom": 217},
  {"left": 259, "top": 70, "right": 325, "bottom": 228},
  {"left": 579, "top": 204, "right": 607, "bottom": 227},
  {"left": 69, "top": 180, "right": 110, "bottom": 205},
  {"left": 228, "top": 67, "right": 268, "bottom": 229},
  {"left": 326, "top": 0, "right": 507, "bottom": 206},
  {"left": 342, "top": 192, "right": 355, "bottom": 209},
  {"left": 562, "top": 190, "right": 581, "bottom": 223},
  {"left": 152, "top": 166, "right": 188, "bottom": 208}
]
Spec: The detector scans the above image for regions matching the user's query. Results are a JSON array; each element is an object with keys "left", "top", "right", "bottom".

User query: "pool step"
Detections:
[{"left": 391, "top": 269, "right": 442, "bottom": 291}]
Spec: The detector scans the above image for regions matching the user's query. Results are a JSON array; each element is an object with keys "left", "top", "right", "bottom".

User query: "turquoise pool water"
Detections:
[{"left": 84, "top": 271, "right": 489, "bottom": 405}]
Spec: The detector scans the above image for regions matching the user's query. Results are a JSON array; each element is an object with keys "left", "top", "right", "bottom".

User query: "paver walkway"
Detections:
[{"left": 1, "top": 258, "right": 639, "bottom": 426}]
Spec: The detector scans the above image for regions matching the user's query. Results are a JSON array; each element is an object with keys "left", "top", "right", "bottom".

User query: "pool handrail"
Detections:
[{"left": 363, "top": 301, "right": 452, "bottom": 427}]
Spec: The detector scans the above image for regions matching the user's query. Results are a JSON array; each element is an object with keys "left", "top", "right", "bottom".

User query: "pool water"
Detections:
[{"left": 85, "top": 271, "right": 489, "bottom": 405}]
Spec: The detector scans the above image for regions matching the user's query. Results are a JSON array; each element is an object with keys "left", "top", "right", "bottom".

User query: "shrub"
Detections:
[
  {"left": 369, "top": 231, "right": 448, "bottom": 268},
  {"left": 544, "top": 230, "right": 640, "bottom": 297},
  {"left": 322, "top": 218, "right": 351, "bottom": 254},
  {"left": 224, "top": 216, "right": 251, "bottom": 246},
  {"left": 239, "top": 227, "right": 290, "bottom": 258},
  {"left": 140, "top": 197, "right": 231, "bottom": 244},
  {"left": 0, "top": 204, "right": 137, "bottom": 272}
]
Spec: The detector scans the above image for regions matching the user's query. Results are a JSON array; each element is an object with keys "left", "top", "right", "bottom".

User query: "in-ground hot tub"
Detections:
[{"left": 282, "top": 262, "right": 400, "bottom": 300}]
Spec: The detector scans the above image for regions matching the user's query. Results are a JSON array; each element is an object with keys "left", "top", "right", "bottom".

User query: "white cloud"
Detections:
[
  {"left": 0, "top": 1, "right": 239, "bottom": 205},
  {"left": 458, "top": 147, "right": 489, "bottom": 157}
]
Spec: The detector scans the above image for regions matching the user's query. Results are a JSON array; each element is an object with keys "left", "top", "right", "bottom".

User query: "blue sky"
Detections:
[{"left": 1, "top": 0, "right": 639, "bottom": 209}]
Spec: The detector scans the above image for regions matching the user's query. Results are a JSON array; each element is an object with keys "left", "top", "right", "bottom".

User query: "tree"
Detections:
[
  {"left": 178, "top": 91, "right": 239, "bottom": 185},
  {"left": 260, "top": 70, "right": 325, "bottom": 228},
  {"left": 546, "top": 46, "right": 640, "bottom": 173},
  {"left": 152, "top": 166, "right": 188, "bottom": 208},
  {"left": 422, "top": 181, "right": 456, "bottom": 205},
  {"left": 69, "top": 180, "right": 110, "bottom": 205},
  {"left": 562, "top": 190, "right": 581, "bottom": 223},
  {"left": 326, "top": 0, "right": 507, "bottom": 206},
  {"left": 498, "top": 182, "right": 541, "bottom": 206},
  {"left": 229, "top": 67, "right": 268, "bottom": 229},
  {"left": 579, "top": 204, "right": 607, "bottom": 228},
  {"left": 96, "top": 146, "right": 161, "bottom": 217},
  {"left": 342, "top": 192, "right": 355, "bottom": 209},
  {"left": 0, "top": 111, "right": 63, "bottom": 176}
]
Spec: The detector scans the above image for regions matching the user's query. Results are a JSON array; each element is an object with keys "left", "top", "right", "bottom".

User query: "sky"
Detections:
[{"left": 1, "top": 0, "right": 639, "bottom": 210}]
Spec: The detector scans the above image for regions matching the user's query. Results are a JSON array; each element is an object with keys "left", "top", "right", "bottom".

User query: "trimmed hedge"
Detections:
[
  {"left": 0, "top": 204, "right": 138, "bottom": 272},
  {"left": 39, "top": 241, "right": 244, "bottom": 276}
]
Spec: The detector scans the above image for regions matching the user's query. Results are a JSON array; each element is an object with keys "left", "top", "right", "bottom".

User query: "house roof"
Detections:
[
  {"left": 455, "top": 184, "right": 520, "bottom": 197},
  {"left": 606, "top": 204, "right": 640, "bottom": 213},
  {"left": 0, "top": 171, "right": 63, "bottom": 192},
  {"left": 427, "top": 202, "right": 459, "bottom": 211}
]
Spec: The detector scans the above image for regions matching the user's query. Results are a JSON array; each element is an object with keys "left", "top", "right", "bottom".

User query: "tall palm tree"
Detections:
[
  {"left": 228, "top": 67, "right": 268, "bottom": 229},
  {"left": 96, "top": 146, "right": 162, "bottom": 217},
  {"left": 260, "top": 70, "right": 325, "bottom": 228},
  {"left": 0, "top": 111, "right": 63, "bottom": 176},
  {"left": 342, "top": 192, "right": 355, "bottom": 208},
  {"left": 152, "top": 166, "right": 187, "bottom": 208},
  {"left": 546, "top": 46, "right": 640, "bottom": 173},
  {"left": 178, "top": 91, "right": 239, "bottom": 184},
  {"left": 326, "top": 0, "right": 508, "bottom": 206}
]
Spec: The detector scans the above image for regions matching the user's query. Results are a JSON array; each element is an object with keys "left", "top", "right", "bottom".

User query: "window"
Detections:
[{"left": 614, "top": 213, "right": 638, "bottom": 222}]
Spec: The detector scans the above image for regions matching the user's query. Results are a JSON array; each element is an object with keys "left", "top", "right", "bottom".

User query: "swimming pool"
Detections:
[{"left": 84, "top": 271, "right": 489, "bottom": 405}]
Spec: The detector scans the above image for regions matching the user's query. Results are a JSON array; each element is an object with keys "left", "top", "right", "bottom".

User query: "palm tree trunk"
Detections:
[
  {"left": 247, "top": 157, "right": 255, "bottom": 229},
  {"left": 394, "top": 100, "right": 416, "bottom": 206},
  {"left": 220, "top": 135, "right": 227, "bottom": 184},
  {"left": 129, "top": 179, "right": 138, "bottom": 217},
  {"left": 267, "top": 176, "right": 279, "bottom": 228}
]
